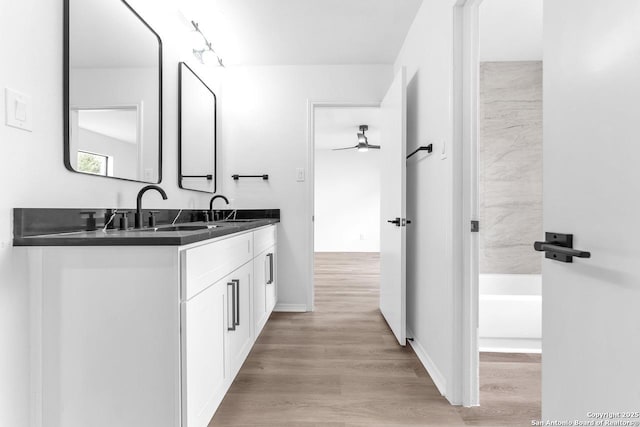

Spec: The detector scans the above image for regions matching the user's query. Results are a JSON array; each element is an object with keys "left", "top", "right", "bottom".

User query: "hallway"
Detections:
[{"left": 210, "top": 253, "right": 540, "bottom": 426}]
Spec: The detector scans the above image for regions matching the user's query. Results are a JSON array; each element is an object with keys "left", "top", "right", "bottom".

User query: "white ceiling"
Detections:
[
  {"left": 177, "top": 0, "right": 423, "bottom": 66},
  {"left": 479, "top": 0, "right": 543, "bottom": 62},
  {"left": 315, "top": 107, "right": 380, "bottom": 151}
]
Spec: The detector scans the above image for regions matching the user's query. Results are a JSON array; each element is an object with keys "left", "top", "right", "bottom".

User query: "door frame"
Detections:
[
  {"left": 306, "top": 101, "right": 381, "bottom": 312},
  {"left": 452, "top": 0, "right": 483, "bottom": 407}
]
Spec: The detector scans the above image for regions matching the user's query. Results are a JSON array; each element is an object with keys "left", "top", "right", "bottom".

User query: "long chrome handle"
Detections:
[
  {"left": 232, "top": 279, "right": 240, "bottom": 326},
  {"left": 266, "top": 253, "right": 274, "bottom": 284},
  {"left": 227, "top": 282, "right": 236, "bottom": 331}
]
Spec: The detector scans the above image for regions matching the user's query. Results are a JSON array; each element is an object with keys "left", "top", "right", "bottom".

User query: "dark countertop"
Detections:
[
  {"left": 13, "top": 219, "right": 279, "bottom": 247},
  {"left": 13, "top": 208, "right": 280, "bottom": 247}
]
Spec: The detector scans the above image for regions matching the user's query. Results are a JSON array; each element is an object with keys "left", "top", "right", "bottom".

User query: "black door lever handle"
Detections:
[
  {"left": 533, "top": 242, "right": 590, "bottom": 258},
  {"left": 533, "top": 232, "right": 590, "bottom": 263},
  {"left": 387, "top": 218, "right": 401, "bottom": 226}
]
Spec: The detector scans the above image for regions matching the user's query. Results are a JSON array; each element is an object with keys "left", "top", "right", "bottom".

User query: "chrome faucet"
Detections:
[
  {"left": 209, "top": 195, "right": 229, "bottom": 221},
  {"left": 135, "top": 185, "right": 168, "bottom": 228}
]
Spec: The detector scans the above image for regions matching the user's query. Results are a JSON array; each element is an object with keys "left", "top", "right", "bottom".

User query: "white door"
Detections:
[
  {"left": 379, "top": 67, "right": 407, "bottom": 346},
  {"left": 543, "top": 0, "right": 640, "bottom": 419}
]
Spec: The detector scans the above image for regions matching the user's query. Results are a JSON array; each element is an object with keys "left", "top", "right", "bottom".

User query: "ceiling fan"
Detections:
[{"left": 332, "top": 125, "right": 380, "bottom": 152}]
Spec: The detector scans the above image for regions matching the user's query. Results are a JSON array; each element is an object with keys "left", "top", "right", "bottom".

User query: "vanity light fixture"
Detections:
[{"left": 190, "top": 21, "right": 224, "bottom": 67}]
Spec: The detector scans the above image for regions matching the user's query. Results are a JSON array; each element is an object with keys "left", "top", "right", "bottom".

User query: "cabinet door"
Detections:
[
  {"left": 182, "top": 282, "right": 226, "bottom": 427},
  {"left": 225, "top": 261, "right": 254, "bottom": 379},
  {"left": 265, "top": 247, "right": 277, "bottom": 313},
  {"left": 253, "top": 250, "right": 268, "bottom": 336}
]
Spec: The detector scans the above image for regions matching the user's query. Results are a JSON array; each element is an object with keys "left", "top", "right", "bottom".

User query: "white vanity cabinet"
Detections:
[
  {"left": 253, "top": 226, "right": 277, "bottom": 336},
  {"left": 182, "top": 278, "right": 227, "bottom": 427},
  {"left": 223, "top": 261, "right": 254, "bottom": 379},
  {"left": 181, "top": 261, "right": 254, "bottom": 427},
  {"left": 32, "top": 224, "right": 277, "bottom": 427},
  {"left": 180, "top": 232, "right": 253, "bottom": 427}
]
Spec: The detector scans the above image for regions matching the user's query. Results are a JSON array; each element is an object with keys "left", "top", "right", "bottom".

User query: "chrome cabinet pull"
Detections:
[
  {"left": 232, "top": 279, "right": 240, "bottom": 326},
  {"left": 227, "top": 282, "right": 236, "bottom": 331},
  {"left": 266, "top": 253, "right": 274, "bottom": 284}
]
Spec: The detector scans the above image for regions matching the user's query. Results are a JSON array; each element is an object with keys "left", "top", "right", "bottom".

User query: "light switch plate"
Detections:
[
  {"left": 296, "top": 168, "right": 305, "bottom": 182},
  {"left": 5, "top": 88, "right": 32, "bottom": 132}
]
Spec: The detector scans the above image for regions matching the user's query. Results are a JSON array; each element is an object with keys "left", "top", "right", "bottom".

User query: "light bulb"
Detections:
[{"left": 357, "top": 144, "right": 369, "bottom": 152}]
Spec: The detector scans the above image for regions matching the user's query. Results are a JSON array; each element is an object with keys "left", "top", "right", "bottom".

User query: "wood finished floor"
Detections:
[{"left": 209, "top": 252, "right": 540, "bottom": 426}]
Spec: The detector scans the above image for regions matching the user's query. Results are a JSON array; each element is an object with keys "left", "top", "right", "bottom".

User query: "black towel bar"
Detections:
[
  {"left": 232, "top": 174, "right": 269, "bottom": 180},
  {"left": 407, "top": 144, "right": 433, "bottom": 159}
]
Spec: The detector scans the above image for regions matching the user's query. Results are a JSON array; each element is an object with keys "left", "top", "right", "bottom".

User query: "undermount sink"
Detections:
[
  {"left": 137, "top": 224, "right": 219, "bottom": 232},
  {"left": 215, "top": 219, "right": 258, "bottom": 223}
]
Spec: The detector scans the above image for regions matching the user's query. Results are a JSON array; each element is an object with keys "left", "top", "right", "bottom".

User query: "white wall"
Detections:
[
  {"left": 394, "top": 0, "right": 460, "bottom": 403},
  {"left": 479, "top": 0, "right": 543, "bottom": 61},
  {"left": 0, "top": 1, "right": 223, "bottom": 425},
  {"left": 314, "top": 148, "right": 380, "bottom": 252},
  {"left": 217, "top": 65, "right": 393, "bottom": 310}
]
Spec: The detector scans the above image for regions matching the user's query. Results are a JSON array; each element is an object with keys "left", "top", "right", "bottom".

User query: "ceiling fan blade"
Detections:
[
  {"left": 332, "top": 146, "right": 357, "bottom": 151},
  {"left": 367, "top": 144, "right": 381, "bottom": 149}
]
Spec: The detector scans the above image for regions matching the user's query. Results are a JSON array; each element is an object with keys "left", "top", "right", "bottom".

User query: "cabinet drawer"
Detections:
[
  {"left": 182, "top": 233, "right": 252, "bottom": 300},
  {"left": 254, "top": 225, "right": 276, "bottom": 256}
]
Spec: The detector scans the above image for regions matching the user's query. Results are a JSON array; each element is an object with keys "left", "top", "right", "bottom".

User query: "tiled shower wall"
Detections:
[{"left": 479, "top": 61, "right": 543, "bottom": 274}]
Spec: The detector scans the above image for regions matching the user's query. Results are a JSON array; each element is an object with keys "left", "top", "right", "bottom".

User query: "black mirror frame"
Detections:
[
  {"left": 178, "top": 61, "right": 217, "bottom": 194},
  {"left": 62, "top": 0, "right": 163, "bottom": 184}
]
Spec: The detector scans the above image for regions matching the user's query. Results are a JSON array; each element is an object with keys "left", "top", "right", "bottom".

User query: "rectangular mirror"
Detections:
[
  {"left": 178, "top": 62, "right": 217, "bottom": 193},
  {"left": 64, "top": 0, "right": 162, "bottom": 183}
]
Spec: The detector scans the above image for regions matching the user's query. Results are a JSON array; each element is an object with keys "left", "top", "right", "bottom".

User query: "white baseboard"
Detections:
[
  {"left": 479, "top": 337, "right": 541, "bottom": 353},
  {"left": 273, "top": 303, "right": 308, "bottom": 313},
  {"left": 406, "top": 329, "right": 447, "bottom": 397}
]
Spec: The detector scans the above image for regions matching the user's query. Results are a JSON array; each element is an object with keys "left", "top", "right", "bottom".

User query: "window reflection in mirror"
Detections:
[
  {"left": 64, "top": 0, "right": 162, "bottom": 183},
  {"left": 179, "top": 62, "right": 217, "bottom": 193},
  {"left": 77, "top": 151, "right": 110, "bottom": 176},
  {"left": 70, "top": 107, "right": 138, "bottom": 179}
]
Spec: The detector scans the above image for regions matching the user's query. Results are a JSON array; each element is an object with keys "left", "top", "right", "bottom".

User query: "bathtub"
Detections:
[{"left": 479, "top": 274, "right": 541, "bottom": 353}]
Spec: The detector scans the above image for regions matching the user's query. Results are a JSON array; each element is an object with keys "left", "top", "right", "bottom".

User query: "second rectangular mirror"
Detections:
[{"left": 178, "top": 62, "right": 217, "bottom": 193}]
